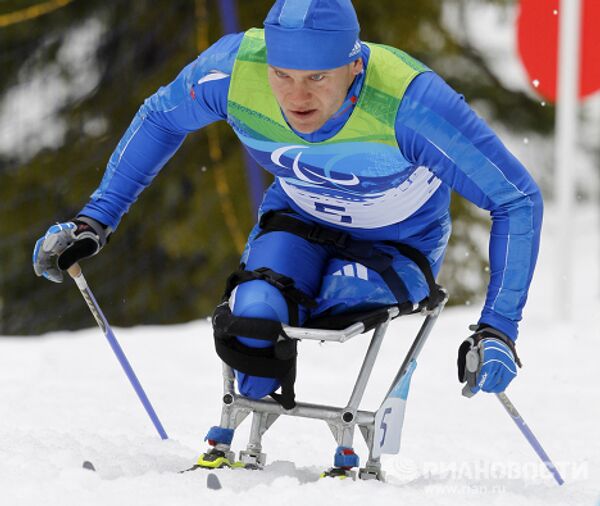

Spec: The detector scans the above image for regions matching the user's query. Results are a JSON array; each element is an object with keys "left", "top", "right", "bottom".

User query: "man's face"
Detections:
[{"left": 267, "top": 59, "right": 363, "bottom": 134}]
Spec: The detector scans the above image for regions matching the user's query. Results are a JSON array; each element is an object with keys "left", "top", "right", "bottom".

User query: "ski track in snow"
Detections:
[{"left": 1, "top": 205, "right": 598, "bottom": 506}]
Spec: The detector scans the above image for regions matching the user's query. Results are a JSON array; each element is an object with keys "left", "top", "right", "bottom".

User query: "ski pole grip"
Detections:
[
  {"left": 462, "top": 348, "right": 481, "bottom": 398},
  {"left": 67, "top": 262, "right": 82, "bottom": 279},
  {"left": 67, "top": 263, "right": 87, "bottom": 290}
]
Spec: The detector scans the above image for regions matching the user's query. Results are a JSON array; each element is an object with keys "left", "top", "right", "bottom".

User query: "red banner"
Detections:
[{"left": 517, "top": 0, "right": 600, "bottom": 102}]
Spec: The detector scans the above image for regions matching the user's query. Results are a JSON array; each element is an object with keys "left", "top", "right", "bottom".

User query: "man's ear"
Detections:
[{"left": 351, "top": 58, "right": 364, "bottom": 76}]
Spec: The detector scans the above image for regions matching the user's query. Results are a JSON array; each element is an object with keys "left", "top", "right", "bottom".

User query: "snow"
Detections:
[
  {"left": 1, "top": 204, "right": 599, "bottom": 505},
  {"left": 0, "top": 18, "right": 106, "bottom": 161}
]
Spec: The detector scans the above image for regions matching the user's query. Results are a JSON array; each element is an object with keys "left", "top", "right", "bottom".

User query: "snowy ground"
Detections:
[{"left": 1, "top": 205, "right": 599, "bottom": 506}]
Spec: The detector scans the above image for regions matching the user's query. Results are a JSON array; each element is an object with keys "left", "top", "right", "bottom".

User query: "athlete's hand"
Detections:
[
  {"left": 457, "top": 325, "right": 521, "bottom": 396},
  {"left": 33, "top": 216, "right": 109, "bottom": 283}
]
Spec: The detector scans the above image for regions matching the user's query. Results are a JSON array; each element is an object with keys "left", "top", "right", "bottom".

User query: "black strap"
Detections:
[
  {"left": 304, "top": 304, "right": 409, "bottom": 332},
  {"left": 212, "top": 302, "right": 298, "bottom": 409},
  {"left": 387, "top": 242, "right": 444, "bottom": 309},
  {"left": 269, "top": 365, "right": 296, "bottom": 410},
  {"left": 258, "top": 210, "right": 441, "bottom": 309},
  {"left": 258, "top": 210, "right": 348, "bottom": 248},
  {"left": 213, "top": 302, "right": 284, "bottom": 342},
  {"left": 223, "top": 266, "right": 317, "bottom": 327},
  {"left": 226, "top": 267, "right": 317, "bottom": 309}
]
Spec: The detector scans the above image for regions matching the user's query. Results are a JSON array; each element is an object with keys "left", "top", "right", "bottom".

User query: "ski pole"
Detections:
[
  {"left": 462, "top": 348, "right": 563, "bottom": 485},
  {"left": 495, "top": 392, "right": 564, "bottom": 486},
  {"left": 67, "top": 263, "right": 169, "bottom": 440}
]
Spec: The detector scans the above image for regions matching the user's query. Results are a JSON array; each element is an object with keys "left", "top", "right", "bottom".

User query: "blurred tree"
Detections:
[{"left": 0, "top": 0, "right": 553, "bottom": 334}]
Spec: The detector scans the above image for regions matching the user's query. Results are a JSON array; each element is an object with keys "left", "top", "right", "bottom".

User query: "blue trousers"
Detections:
[{"left": 231, "top": 225, "right": 441, "bottom": 399}]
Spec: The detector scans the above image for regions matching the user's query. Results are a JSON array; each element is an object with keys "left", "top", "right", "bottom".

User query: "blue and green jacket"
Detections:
[{"left": 80, "top": 31, "right": 543, "bottom": 340}]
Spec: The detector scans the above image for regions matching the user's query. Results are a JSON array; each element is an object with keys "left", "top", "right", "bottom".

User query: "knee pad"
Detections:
[
  {"left": 230, "top": 280, "right": 291, "bottom": 399},
  {"left": 211, "top": 266, "right": 318, "bottom": 409}
]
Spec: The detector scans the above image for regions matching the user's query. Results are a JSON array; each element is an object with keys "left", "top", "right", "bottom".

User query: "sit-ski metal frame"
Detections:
[{"left": 209, "top": 292, "right": 448, "bottom": 480}]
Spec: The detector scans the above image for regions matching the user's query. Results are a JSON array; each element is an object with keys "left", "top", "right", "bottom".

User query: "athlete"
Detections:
[{"left": 33, "top": 0, "right": 542, "bottom": 442}]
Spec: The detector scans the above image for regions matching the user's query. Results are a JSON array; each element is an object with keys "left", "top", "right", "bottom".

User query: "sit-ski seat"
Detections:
[{"left": 194, "top": 286, "right": 448, "bottom": 481}]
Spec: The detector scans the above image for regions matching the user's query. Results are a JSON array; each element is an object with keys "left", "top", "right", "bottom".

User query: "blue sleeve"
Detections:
[
  {"left": 396, "top": 72, "right": 543, "bottom": 340},
  {"left": 79, "top": 32, "right": 244, "bottom": 230}
]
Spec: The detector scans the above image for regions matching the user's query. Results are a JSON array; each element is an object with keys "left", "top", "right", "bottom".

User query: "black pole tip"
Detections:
[
  {"left": 82, "top": 460, "right": 96, "bottom": 471},
  {"left": 207, "top": 472, "right": 222, "bottom": 490}
]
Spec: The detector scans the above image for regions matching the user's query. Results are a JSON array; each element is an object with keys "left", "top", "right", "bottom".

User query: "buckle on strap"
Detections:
[
  {"left": 307, "top": 225, "right": 348, "bottom": 249},
  {"left": 254, "top": 267, "right": 317, "bottom": 309},
  {"left": 254, "top": 267, "right": 294, "bottom": 290}
]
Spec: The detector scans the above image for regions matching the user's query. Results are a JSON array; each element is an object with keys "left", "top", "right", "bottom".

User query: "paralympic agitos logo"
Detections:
[{"left": 270, "top": 145, "right": 360, "bottom": 187}]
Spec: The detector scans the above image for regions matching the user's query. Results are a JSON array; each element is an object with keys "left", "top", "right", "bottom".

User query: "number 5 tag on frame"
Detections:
[{"left": 372, "top": 360, "right": 417, "bottom": 459}]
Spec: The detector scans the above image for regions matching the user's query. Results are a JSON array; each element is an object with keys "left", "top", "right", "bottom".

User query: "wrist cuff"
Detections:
[{"left": 468, "top": 324, "right": 522, "bottom": 368}]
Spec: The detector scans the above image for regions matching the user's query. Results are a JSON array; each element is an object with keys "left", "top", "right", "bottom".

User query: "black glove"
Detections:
[{"left": 33, "top": 216, "right": 110, "bottom": 283}]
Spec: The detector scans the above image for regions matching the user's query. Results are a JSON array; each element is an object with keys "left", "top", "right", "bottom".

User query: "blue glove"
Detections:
[
  {"left": 458, "top": 326, "right": 521, "bottom": 395},
  {"left": 33, "top": 216, "right": 109, "bottom": 283}
]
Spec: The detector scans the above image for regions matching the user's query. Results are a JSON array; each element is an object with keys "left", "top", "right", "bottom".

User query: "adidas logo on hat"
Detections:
[{"left": 348, "top": 40, "right": 361, "bottom": 58}]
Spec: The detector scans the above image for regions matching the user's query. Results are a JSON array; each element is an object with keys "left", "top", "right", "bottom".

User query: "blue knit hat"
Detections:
[{"left": 264, "top": 0, "right": 361, "bottom": 70}]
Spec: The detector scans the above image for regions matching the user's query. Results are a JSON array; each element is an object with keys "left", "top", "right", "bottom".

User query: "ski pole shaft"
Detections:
[
  {"left": 495, "top": 392, "right": 564, "bottom": 485},
  {"left": 67, "top": 263, "right": 169, "bottom": 440}
]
